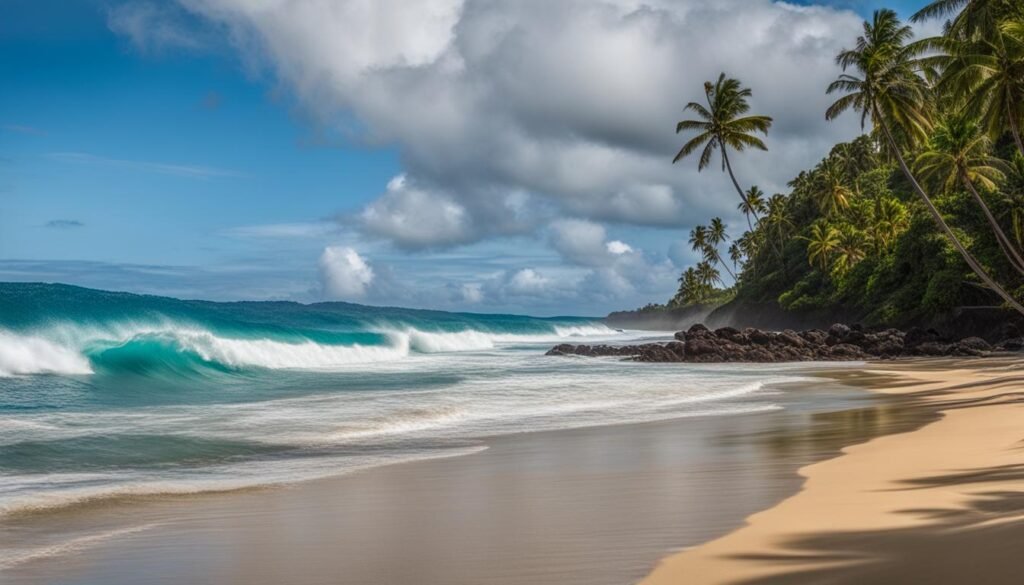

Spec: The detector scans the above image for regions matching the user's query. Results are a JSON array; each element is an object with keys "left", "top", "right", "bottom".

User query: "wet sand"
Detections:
[
  {"left": 641, "top": 357, "right": 1024, "bottom": 585},
  {"left": 2, "top": 369, "right": 932, "bottom": 585}
]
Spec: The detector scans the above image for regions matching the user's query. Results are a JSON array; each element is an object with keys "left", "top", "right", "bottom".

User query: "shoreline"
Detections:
[
  {"left": 640, "top": 357, "right": 1024, "bottom": 584},
  {"left": 1, "top": 364, "right": 915, "bottom": 585}
]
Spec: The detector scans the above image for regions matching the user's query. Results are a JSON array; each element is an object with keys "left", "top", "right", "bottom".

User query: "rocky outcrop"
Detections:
[{"left": 546, "top": 323, "right": 1016, "bottom": 363}]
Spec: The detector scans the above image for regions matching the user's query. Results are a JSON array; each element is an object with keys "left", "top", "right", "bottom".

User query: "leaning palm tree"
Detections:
[
  {"left": 805, "top": 224, "right": 841, "bottom": 271},
  {"left": 674, "top": 73, "right": 774, "bottom": 212},
  {"left": 826, "top": 9, "right": 1024, "bottom": 314},
  {"left": 915, "top": 115, "right": 1024, "bottom": 272}
]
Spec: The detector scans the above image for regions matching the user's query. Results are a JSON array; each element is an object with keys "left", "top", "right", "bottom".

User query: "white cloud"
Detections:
[
  {"left": 461, "top": 282, "right": 483, "bottom": 303},
  {"left": 318, "top": 246, "right": 374, "bottom": 299},
  {"left": 360, "top": 174, "right": 474, "bottom": 249},
  {"left": 117, "top": 0, "right": 867, "bottom": 249},
  {"left": 548, "top": 218, "right": 675, "bottom": 301},
  {"left": 505, "top": 268, "right": 549, "bottom": 295},
  {"left": 606, "top": 240, "right": 632, "bottom": 255},
  {"left": 549, "top": 219, "right": 612, "bottom": 267}
]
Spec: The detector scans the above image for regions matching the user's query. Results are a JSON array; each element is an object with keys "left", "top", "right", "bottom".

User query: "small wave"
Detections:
[
  {"left": 0, "top": 523, "right": 161, "bottom": 570},
  {"left": 552, "top": 324, "right": 618, "bottom": 337}
]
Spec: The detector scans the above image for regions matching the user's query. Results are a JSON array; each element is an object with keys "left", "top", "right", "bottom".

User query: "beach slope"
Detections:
[{"left": 641, "top": 358, "right": 1024, "bottom": 584}]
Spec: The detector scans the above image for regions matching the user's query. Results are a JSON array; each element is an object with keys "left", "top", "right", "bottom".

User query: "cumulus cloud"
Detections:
[
  {"left": 548, "top": 217, "right": 677, "bottom": 301},
  {"left": 116, "top": 0, "right": 868, "bottom": 250},
  {"left": 360, "top": 175, "right": 474, "bottom": 249},
  {"left": 460, "top": 282, "right": 483, "bottom": 304},
  {"left": 318, "top": 246, "right": 374, "bottom": 299}
]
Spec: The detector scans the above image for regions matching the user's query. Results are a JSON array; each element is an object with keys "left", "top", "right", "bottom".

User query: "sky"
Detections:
[{"left": 1, "top": 0, "right": 934, "bottom": 316}]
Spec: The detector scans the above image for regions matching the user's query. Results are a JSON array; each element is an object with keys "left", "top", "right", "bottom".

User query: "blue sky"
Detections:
[{"left": 1, "top": 0, "right": 934, "bottom": 315}]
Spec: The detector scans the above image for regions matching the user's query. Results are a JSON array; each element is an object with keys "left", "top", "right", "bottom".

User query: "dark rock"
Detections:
[
  {"left": 546, "top": 344, "right": 576, "bottom": 356},
  {"left": 957, "top": 336, "right": 991, "bottom": 353},
  {"left": 746, "top": 328, "right": 772, "bottom": 345},
  {"left": 829, "top": 343, "right": 865, "bottom": 359},
  {"left": 999, "top": 337, "right": 1024, "bottom": 351},
  {"left": 800, "top": 329, "right": 827, "bottom": 345},
  {"left": 777, "top": 329, "right": 806, "bottom": 348},
  {"left": 713, "top": 326, "right": 741, "bottom": 341},
  {"left": 684, "top": 338, "right": 718, "bottom": 357},
  {"left": 905, "top": 327, "right": 942, "bottom": 348},
  {"left": 828, "top": 323, "right": 851, "bottom": 341},
  {"left": 685, "top": 323, "right": 711, "bottom": 340},
  {"left": 546, "top": 321, "right": 1019, "bottom": 363},
  {"left": 914, "top": 342, "right": 951, "bottom": 356},
  {"left": 665, "top": 341, "right": 686, "bottom": 357}
]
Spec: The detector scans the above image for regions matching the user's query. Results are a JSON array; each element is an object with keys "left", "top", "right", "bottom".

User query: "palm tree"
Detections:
[
  {"left": 912, "top": 0, "right": 1021, "bottom": 40},
  {"left": 696, "top": 260, "right": 722, "bottom": 288},
  {"left": 936, "top": 21, "right": 1024, "bottom": 156},
  {"left": 674, "top": 73, "right": 774, "bottom": 213},
  {"left": 707, "top": 217, "right": 736, "bottom": 279},
  {"left": 673, "top": 267, "right": 705, "bottom": 306},
  {"left": 871, "top": 196, "right": 910, "bottom": 251},
  {"left": 737, "top": 186, "right": 767, "bottom": 231},
  {"left": 689, "top": 225, "right": 708, "bottom": 256},
  {"left": 826, "top": 9, "right": 1024, "bottom": 314},
  {"left": 915, "top": 115, "right": 1024, "bottom": 272},
  {"left": 728, "top": 241, "right": 744, "bottom": 271},
  {"left": 833, "top": 229, "right": 869, "bottom": 275},
  {"left": 765, "top": 194, "right": 795, "bottom": 251},
  {"left": 805, "top": 224, "right": 841, "bottom": 271},
  {"left": 1002, "top": 155, "right": 1024, "bottom": 249},
  {"left": 815, "top": 157, "right": 854, "bottom": 216}
]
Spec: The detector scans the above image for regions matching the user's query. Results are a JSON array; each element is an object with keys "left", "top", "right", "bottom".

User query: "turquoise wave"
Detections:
[{"left": 0, "top": 283, "right": 611, "bottom": 377}]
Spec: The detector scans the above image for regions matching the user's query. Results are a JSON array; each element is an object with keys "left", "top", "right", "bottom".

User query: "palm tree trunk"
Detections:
[
  {"left": 960, "top": 172, "right": 1024, "bottom": 275},
  {"left": 721, "top": 147, "right": 758, "bottom": 231},
  {"left": 875, "top": 109, "right": 1024, "bottom": 314},
  {"left": 1008, "top": 108, "right": 1024, "bottom": 159},
  {"left": 716, "top": 252, "right": 737, "bottom": 281},
  {"left": 720, "top": 145, "right": 783, "bottom": 272}
]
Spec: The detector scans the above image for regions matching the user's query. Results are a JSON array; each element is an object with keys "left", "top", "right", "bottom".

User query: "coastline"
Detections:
[
  {"left": 1, "top": 364, "right": 919, "bottom": 585},
  {"left": 641, "top": 356, "right": 1024, "bottom": 584}
]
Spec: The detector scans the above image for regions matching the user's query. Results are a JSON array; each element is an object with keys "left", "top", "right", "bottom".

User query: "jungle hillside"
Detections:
[{"left": 640, "top": 2, "right": 1024, "bottom": 331}]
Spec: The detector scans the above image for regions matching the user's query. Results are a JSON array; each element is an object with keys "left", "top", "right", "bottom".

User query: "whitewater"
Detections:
[{"left": 0, "top": 283, "right": 838, "bottom": 520}]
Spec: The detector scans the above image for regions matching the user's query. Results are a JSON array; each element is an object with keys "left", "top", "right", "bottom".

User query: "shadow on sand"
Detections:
[{"left": 733, "top": 383, "right": 1024, "bottom": 585}]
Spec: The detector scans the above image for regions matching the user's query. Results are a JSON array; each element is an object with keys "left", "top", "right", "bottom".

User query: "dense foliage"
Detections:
[{"left": 664, "top": 1, "right": 1024, "bottom": 327}]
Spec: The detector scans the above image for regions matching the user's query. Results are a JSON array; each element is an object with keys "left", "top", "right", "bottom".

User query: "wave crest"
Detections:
[
  {"left": 0, "top": 330, "right": 93, "bottom": 377},
  {"left": 0, "top": 320, "right": 620, "bottom": 376}
]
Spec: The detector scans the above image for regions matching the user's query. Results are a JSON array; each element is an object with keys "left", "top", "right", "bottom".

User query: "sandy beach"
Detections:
[{"left": 642, "top": 357, "right": 1024, "bottom": 584}]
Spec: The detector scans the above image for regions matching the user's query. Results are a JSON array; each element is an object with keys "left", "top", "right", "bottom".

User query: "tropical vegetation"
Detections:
[{"left": 661, "top": 2, "right": 1024, "bottom": 326}]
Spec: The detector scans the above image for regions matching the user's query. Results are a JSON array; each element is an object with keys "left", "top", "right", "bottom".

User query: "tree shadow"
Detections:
[{"left": 728, "top": 485, "right": 1024, "bottom": 584}]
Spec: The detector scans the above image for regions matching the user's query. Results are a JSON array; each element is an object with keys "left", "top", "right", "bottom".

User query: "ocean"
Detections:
[{"left": 0, "top": 283, "right": 817, "bottom": 521}]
